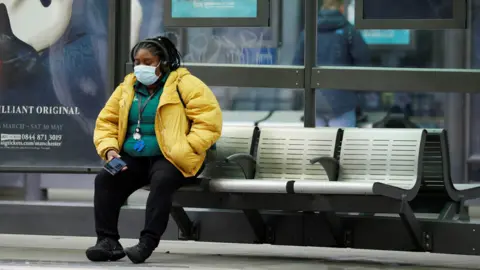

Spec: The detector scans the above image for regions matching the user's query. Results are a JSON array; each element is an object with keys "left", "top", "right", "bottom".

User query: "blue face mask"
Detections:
[{"left": 134, "top": 64, "right": 160, "bottom": 86}]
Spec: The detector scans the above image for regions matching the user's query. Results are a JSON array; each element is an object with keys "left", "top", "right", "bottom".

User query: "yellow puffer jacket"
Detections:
[{"left": 93, "top": 67, "right": 223, "bottom": 177}]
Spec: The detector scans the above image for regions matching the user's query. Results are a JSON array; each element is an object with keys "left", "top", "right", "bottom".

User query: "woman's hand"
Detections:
[
  {"left": 106, "top": 150, "right": 127, "bottom": 171},
  {"left": 106, "top": 149, "right": 121, "bottom": 161}
]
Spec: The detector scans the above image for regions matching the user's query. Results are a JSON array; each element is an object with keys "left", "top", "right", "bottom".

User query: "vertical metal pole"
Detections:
[
  {"left": 444, "top": 29, "right": 467, "bottom": 184},
  {"left": 24, "top": 174, "right": 45, "bottom": 201},
  {"left": 114, "top": 0, "right": 132, "bottom": 88},
  {"left": 107, "top": 0, "right": 117, "bottom": 95},
  {"left": 303, "top": 0, "right": 318, "bottom": 128},
  {"left": 112, "top": 0, "right": 131, "bottom": 204},
  {"left": 465, "top": 0, "right": 473, "bottom": 183}
]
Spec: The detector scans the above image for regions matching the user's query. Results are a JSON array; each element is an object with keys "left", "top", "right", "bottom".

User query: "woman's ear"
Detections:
[{"left": 155, "top": 65, "right": 162, "bottom": 77}]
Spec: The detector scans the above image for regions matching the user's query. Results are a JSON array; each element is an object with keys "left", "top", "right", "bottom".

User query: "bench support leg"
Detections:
[
  {"left": 170, "top": 206, "right": 199, "bottom": 241},
  {"left": 318, "top": 212, "right": 350, "bottom": 248},
  {"left": 243, "top": 210, "right": 274, "bottom": 244},
  {"left": 399, "top": 199, "right": 429, "bottom": 251},
  {"left": 438, "top": 202, "right": 458, "bottom": 220},
  {"left": 458, "top": 198, "right": 470, "bottom": 222}
]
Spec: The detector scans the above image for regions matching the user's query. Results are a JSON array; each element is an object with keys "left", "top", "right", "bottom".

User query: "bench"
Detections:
[
  {"left": 171, "top": 126, "right": 474, "bottom": 250},
  {"left": 168, "top": 125, "right": 258, "bottom": 240},
  {"left": 172, "top": 126, "right": 340, "bottom": 243},
  {"left": 411, "top": 129, "right": 480, "bottom": 221},
  {"left": 174, "top": 127, "right": 429, "bottom": 247},
  {"left": 292, "top": 128, "right": 428, "bottom": 250},
  {"left": 294, "top": 128, "right": 425, "bottom": 198},
  {"left": 200, "top": 125, "right": 259, "bottom": 180},
  {"left": 207, "top": 127, "right": 339, "bottom": 193}
]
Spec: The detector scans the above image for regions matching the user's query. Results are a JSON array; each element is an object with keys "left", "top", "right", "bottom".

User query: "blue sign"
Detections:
[
  {"left": 171, "top": 0, "right": 258, "bottom": 18},
  {"left": 241, "top": 48, "right": 276, "bottom": 65},
  {"left": 361, "top": 29, "right": 411, "bottom": 45}
]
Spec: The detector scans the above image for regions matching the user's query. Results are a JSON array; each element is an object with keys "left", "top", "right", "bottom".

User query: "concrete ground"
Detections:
[
  {"left": 2, "top": 188, "right": 480, "bottom": 269},
  {"left": 0, "top": 234, "right": 480, "bottom": 270}
]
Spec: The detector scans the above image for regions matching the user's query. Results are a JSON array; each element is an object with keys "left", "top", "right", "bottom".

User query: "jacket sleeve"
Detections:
[
  {"left": 179, "top": 75, "right": 223, "bottom": 154},
  {"left": 93, "top": 86, "right": 122, "bottom": 160}
]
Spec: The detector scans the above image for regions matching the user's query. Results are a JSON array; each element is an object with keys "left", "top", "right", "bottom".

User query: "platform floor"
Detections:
[{"left": 1, "top": 235, "right": 480, "bottom": 270}]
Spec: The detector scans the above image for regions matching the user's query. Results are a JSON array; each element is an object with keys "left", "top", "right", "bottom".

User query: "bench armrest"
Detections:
[
  {"left": 453, "top": 184, "right": 480, "bottom": 201},
  {"left": 310, "top": 156, "right": 339, "bottom": 182},
  {"left": 225, "top": 153, "right": 256, "bottom": 179}
]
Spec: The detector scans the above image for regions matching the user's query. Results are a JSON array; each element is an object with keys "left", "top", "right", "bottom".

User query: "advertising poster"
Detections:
[
  {"left": 0, "top": 0, "right": 109, "bottom": 169},
  {"left": 171, "top": 0, "right": 258, "bottom": 18}
]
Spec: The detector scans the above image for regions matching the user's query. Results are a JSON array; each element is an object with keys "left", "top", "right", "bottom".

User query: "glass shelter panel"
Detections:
[
  {"left": 362, "top": 0, "right": 455, "bottom": 20},
  {"left": 131, "top": 0, "right": 302, "bottom": 66},
  {"left": 131, "top": 0, "right": 305, "bottom": 120}
]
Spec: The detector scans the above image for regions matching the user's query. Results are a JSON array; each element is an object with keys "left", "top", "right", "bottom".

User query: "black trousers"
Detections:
[{"left": 94, "top": 153, "right": 188, "bottom": 248}]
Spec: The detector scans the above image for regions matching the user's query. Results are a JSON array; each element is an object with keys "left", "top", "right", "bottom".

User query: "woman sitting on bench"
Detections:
[{"left": 87, "top": 36, "right": 222, "bottom": 264}]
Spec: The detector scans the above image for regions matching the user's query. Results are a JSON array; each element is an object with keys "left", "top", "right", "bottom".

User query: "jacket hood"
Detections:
[
  {"left": 317, "top": 10, "right": 348, "bottom": 32},
  {"left": 124, "top": 67, "right": 191, "bottom": 88}
]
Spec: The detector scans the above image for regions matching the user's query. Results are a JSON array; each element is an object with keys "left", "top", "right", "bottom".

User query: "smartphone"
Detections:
[{"left": 103, "top": 157, "right": 127, "bottom": 176}]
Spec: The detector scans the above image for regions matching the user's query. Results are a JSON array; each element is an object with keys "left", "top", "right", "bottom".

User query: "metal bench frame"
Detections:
[
  {"left": 159, "top": 127, "right": 480, "bottom": 251},
  {"left": 296, "top": 128, "right": 428, "bottom": 250},
  {"left": 435, "top": 129, "right": 480, "bottom": 220},
  {"left": 173, "top": 127, "right": 341, "bottom": 244},
  {"left": 172, "top": 128, "right": 430, "bottom": 250},
  {"left": 168, "top": 126, "right": 260, "bottom": 241}
]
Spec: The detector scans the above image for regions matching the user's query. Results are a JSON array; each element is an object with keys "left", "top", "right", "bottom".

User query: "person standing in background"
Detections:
[{"left": 293, "top": 0, "right": 371, "bottom": 127}]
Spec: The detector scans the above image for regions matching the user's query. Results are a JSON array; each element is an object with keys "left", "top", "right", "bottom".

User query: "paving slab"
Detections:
[{"left": 0, "top": 234, "right": 478, "bottom": 270}]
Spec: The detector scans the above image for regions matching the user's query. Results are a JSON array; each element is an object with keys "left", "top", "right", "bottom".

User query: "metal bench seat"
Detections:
[
  {"left": 195, "top": 128, "right": 425, "bottom": 200},
  {"left": 205, "top": 127, "right": 340, "bottom": 193},
  {"left": 199, "top": 125, "right": 259, "bottom": 180},
  {"left": 291, "top": 128, "right": 426, "bottom": 200}
]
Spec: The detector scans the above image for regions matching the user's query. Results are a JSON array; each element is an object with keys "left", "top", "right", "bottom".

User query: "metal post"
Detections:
[
  {"left": 303, "top": 0, "right": 318, "bottom": 128},
  {"left": 465, "top": 0, "right": 473, "bottom": 183},
  {"left": 24, "top": 174, "right": 46, "bottom": 201},
  {"left": 107, "top": 0, "right": 117, "bottom": 95},
  {"left": 109, "top": 0, "right": 131, "bottom": 204},
  {"left": 113, "top": 0, "right": 132, "bottom": 88},
  {"left": 444, "top": 29, "right": 467, "bottom": 183}
]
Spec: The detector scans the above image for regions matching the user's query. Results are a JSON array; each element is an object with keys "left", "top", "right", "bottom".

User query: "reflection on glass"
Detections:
[
  {"left": 362, "top": 0, "right": 454, "bottom": 20},
  {"left": 130, "top": 0, "right": 464, "bottom": 131},
  {"left": 347, "top": 1, "right": 412, "bottom": 46},
  {"left": 296, "top": 0, "right": 371, "bottom": 127}
]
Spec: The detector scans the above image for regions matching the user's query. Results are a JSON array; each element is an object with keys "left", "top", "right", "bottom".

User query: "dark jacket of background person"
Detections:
[{"left": 293, "top": 10, "right": 371, "bottom": 117}]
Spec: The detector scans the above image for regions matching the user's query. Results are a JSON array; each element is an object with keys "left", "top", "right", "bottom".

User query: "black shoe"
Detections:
[
  {"left": 124, "top": 242, "right": 154, "bottom": 264},
  {"left": 85, "top": 238, "right": 125, "bottom": 262}
]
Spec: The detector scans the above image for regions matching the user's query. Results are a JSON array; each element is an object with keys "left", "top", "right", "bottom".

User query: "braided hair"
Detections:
[{"left": 130, "top": 36, "right": 182, "bottom": 72}]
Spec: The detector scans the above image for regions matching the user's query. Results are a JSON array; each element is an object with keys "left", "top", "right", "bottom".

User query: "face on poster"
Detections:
[
  {"left": 0, "top": 0, "right": 73, "bottom": 89},
  {"left": 171, "top": 0, "right": 258, "bottom": 18}
]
